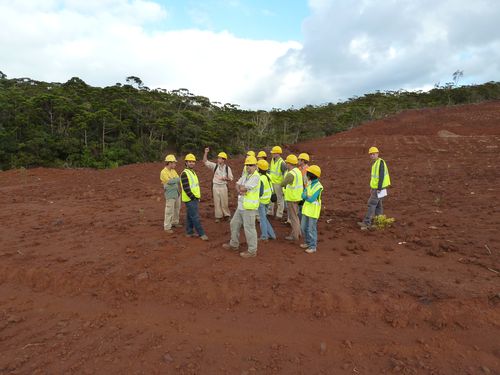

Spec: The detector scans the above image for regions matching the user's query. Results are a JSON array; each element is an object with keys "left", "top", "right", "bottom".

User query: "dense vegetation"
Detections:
[{"left": 1, "top": 70, "right": 499, "bottom": 170}]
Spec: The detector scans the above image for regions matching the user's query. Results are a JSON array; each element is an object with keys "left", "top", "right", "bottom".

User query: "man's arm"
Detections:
[
  {"left": 378, "top": 161, "right": 385, "bottom": 191},
  {"left": 181, "top": 171, "right": 197, "bottom": 201},
  {"left": 280, "top": 172, "right": 294, "bottom": 188}
]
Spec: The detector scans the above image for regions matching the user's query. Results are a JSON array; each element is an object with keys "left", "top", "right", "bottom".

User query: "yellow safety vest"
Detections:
[
  {"left": 370, "top": 158, "right": 391, "bottom": 189},
  {"left": 242, "top": 170, "right": 260, "bottom": 210},
  {"left": 181, "top": 169, "right": 201, "bottom": 202},
  {"left": 259, "top": 173, "right": 273, "bottom": 205},
  {"left": 284, "top": 167, "right": 303, "bottom": 202},
  {"left": 302, "top": 181, "right": 323, "bottom": 219},
  {"left": 269, "top": 158, "right": 284, "bottom": 184}
]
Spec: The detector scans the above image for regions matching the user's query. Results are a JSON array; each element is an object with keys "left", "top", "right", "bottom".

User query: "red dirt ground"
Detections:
[{"left": 1, "top": 101, "right": 499, "bottom": 374}]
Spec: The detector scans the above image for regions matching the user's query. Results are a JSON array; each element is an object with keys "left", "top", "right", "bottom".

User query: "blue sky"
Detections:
[
  {"left": 153, "top": 0, "right": 308, "bottom": 41},
  {"left": 1, "top": 0, "right": 499, "bottom": 109}
]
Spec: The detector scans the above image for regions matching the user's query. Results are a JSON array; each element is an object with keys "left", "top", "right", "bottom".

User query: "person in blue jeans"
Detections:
[
  {"left": 257, "top": 160, "right": 276, "bottom": 241},
  {"left": 300, "top": 165, "right": 323, "bottom": 253},
  {"left": 180, "top": 153, "right": 208, "bottom": 240}
]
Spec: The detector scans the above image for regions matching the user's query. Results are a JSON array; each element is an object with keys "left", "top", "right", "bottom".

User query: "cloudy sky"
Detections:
[{"left": 1, "top": 0, "right": 499, "bottom": 110}]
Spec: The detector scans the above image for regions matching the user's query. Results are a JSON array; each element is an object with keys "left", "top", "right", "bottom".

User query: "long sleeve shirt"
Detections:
[
  {"left": 302, "top": 179, "right": 322, "bottom": 202},
  {"left": 180, "top": 169, "right": 197, "bottom": 201},
  {"left": 236, "top": 172, "right": 260, "bottom": 210},
  {"left": 280, "top": 171, "right": 294, "bottom": 187},
  {"left": 377, "top": 160, "right": 385, "bottom": 190}
]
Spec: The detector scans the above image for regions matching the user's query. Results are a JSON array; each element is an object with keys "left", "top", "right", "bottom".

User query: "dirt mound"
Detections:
[{"left": 1, "top": 101, "right": 499, "bottom": 374}]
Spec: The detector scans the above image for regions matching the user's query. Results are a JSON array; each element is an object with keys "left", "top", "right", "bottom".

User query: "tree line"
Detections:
[{"left": 1, "top": 70, "right": 499, "bottom": 170}]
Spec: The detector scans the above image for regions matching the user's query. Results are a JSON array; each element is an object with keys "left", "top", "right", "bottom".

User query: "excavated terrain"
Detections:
[{"left": 0, "top": 101, "right": 499, "bottom": 374}]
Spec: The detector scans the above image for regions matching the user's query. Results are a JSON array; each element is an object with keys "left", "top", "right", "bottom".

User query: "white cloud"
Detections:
[{"left": 0, "top": 0, "right": 499, "bottom": 110}]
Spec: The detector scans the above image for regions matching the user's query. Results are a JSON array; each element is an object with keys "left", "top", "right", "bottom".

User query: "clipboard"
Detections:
[{"left": 377, "top": 189, "right": 387, "bottom": 198}]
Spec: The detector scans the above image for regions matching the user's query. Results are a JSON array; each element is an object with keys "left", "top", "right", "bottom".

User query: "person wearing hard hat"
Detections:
[
  {"left": 241, "top": 150, "right": 256, "bottom": 178},
  {"left": 281, "top": 154, "right": 303, "bottom": 241},
  {"left": 180, "top": 153, "right": 208, "bottom": 240},
  {"left": 267, "top": 146, "right": 287, "bottom": 219},
  {"left": 300, "top": 165, "right": 323, "bottom": 253},
  {"left": 256, "top": 159, "right": 276, "bottom": 241},
  {"left": 297, "top": 152, "right": 310, "bottom": 221},
  {"left": 357, "top": 146, "right": 391, "bottom": 230},
  {"left": 223, "top": 155, "right": 261, "bottom": 258},
  {"left": 257, "top": 151, "right": 267, "bottom": 161},
  {"left": 203, "top": 147, "right": 234, "bottom": 223},
  {"left": 160, "top": 154, "right": 182, "bottom": 233}
]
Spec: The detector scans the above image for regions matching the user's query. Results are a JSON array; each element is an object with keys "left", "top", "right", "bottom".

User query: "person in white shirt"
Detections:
[{"left": 203, "top": 147, "right": 234, "bottom": 223}]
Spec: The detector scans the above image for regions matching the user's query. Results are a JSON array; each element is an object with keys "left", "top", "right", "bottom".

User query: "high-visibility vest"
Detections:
[
  {"left": 302, "top": 181, "right": 323, "bottom": 219},
  {"left": 242, "top": 170, "right": 260, "bottom": 210},
  {"left": 181, "top": 169, "right": 201, "bottom": 202},
  {"left": 259, "top": 173, "right": 273, "bottom": 204},
  {"left": 284, "top": 167, "right": 303, "bottom": 202},
  {"left": 370, "top": 158, "right": 391, "bottom": 189},
  {"left": 269, "top": 158, "right": 284, "bottom": 184}
]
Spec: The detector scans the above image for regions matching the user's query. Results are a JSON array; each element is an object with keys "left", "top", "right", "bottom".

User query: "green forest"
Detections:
[{"left": 1, "top": 70, "right": 499, "bottom": 170}]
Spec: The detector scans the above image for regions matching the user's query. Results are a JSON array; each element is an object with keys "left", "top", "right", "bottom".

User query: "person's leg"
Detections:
[
  {"left": 375, "top": 197, "right": 384, "bottom": 216},
  {"left": 264, "top": 204, "right": 276, "bottom": 239},
  {"left": 190, "top": 199, "right": 205, "bottom": 236},
  {"left": 274, "top": 184, "right": 285, "bottom": 218},
  {"left": 213, "top": 186, "right": 223, "bottom": 220},
  {"left": 258, "top": 204, "right": 268, "bottom": 239},
  {"left": 220, "top": 185, "right": 231, "bottom": 217},
  {"left": 309, "top": 217, "right": 318, "bottom": 249},
  {"left": 164, "top": 199, "right": 174, "bottom": 230},
  {"left": 185, "top": 202, "right": 194, "bottom": 234},
  {"left": 301, "top": 215, "right": 309, "bottom": 245},
  {"left": 288, "top": 202, "right": 301, "bottom": 239},
  {"left": 363, "top": 190, "right": 379, "bottom": 226},
  {"left": 242, "top": 210, "right": 258, "bottom": 254},
  {"left": 173, "top": 196, "right": 181, "bottom": 226},
  {"left": 229, "top": 210, "right": 243, "bottom": 248}
]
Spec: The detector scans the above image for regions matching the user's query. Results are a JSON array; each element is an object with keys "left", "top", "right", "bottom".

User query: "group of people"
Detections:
[{"left": 160, "top": 145, "right": 390, "bottom": 258}]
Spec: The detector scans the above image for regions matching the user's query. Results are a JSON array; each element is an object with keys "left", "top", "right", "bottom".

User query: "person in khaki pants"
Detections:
[
  {"left": 203, "top": 147, "right": 233, "bottom": 222},
  {"left": 160, "top": 154, "right": 182, "bottom": 233},
  {"left": 223, "top": 155, "right": 261, "bottom": 258},
  {"left": 281, "top": 154, "right": 303, "bottom": 241}
]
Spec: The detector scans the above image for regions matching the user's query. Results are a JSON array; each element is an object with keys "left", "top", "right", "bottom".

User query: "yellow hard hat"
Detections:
[
  {"left": 246, "top": 151, "right": 255, "bottom": 157},
  {"left": 368, "top": 146, "right": 379, "bottom": 154},
  {"left": 244, "top": 155, "right": 257, "bottom": 165},
  {"left": 285, "top": 154, "right": 298, "bottom": 165},
  {"left": 184, "top": 153, "right": 196, "bottom": 161},
  {"left": 307, "top": 165, "right": 321, "bottom": 178},
  {"left": 257, "top": 151, "right": 267, "bottom": 158},
  {"left": 165, "top": 154, "right": 177, "bottom": 162},
  {"left": 298, "top": 153, "right": 310, "bottom": 162},
  {"left": 257, "top": 159, "right": 269, "bottom": 171},
  {"left": 271, "top": 146, "right": 282, "bottom": 154},
  {"left": 217, "top": 152, "right": 228, "bottom": 159}
]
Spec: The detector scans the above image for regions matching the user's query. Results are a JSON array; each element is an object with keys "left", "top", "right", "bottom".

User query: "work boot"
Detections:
[
  {"left": 299, "top": 243, "right": 309, "bottom": 249},
  {"left": 185, "top": 233, "right": 199, "bottom": 238},
  {"left": 284, "top": 236, "right": 296, "bottom": 241},
  {"left": 222, "top": 243, "right": 239, "bottom": 251},
  {"left": 305, "top": 248, "right": 317, "bottom": 254},
  {"left": 164, "top": 229, "right": 174, "bottom": 234},
  {"left": 215, "top": 218, "right": 220, "bottom": 223},
  {"left": 173, "top": 224, "right": 183, "bottom": 228},
  {"left": 200, "top": 235, "right": 209, "bottom": 241},
  {"left": 240, "top": 251, "right": 256, "bottom": 258}
]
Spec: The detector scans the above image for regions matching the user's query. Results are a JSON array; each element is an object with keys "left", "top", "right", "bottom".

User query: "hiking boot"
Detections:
[
  {"left": 164, "top": 229, "right": 174, "bottom": 234},
  {"left": 240, "top": 251, "right": 256, "bottom": 258},
  {"left": 185, "top": 233, "right": 199, "bottom": 238},
  {"left": 173, "top": 224, "right": 183, "bottom": 228},
  {"left": 200, "top": 235, "right": 209, "bottom": 241},
  {"left": 222, "top": 243, "right": 239, "bottom": 251},
  {"left": 284, "top": 236, "right": 296, "bottom": 241},
  {"left": 300, "top": 243, "right": 309, "bottom": 249},
  {"left": 305, "top": 248, "right": 317, "bottom": 254},
  {"left": 215, "top": 218, "right": 221, "bottom": 223}
]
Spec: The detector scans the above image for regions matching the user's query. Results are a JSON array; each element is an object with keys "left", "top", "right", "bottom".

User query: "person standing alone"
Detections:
[{"left": 358, "top": 146, "right": 391, "bottom": 230}]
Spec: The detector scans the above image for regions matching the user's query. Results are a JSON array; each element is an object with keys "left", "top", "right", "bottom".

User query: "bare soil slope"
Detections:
[{"left": 1, "top": 101, "right": 499, "bottom": 374}]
